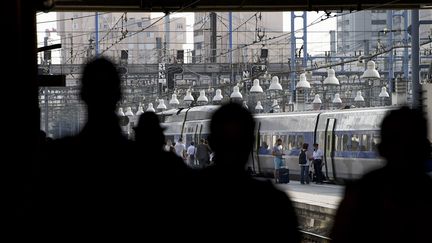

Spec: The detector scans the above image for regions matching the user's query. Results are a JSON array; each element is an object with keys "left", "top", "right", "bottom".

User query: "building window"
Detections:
[
  {"left": 372, "top": 20, "right": 387, "bottom": 25},
  {"left": 177, "top": 23, "right": 183, "bottom": 29}
]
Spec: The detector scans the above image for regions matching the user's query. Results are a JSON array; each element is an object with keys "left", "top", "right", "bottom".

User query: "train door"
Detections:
[
  {"left": 324, "top": 118, "right": 337, "bottom": 182},
  {"left": 194, "top": 124, "right": 199, "bottom": 144},
  {"left": 252, "top": 122, "right": 261, "bottom": 174},
  {"left": 198, "top": 124, "right": 203, "bottom": 141}
]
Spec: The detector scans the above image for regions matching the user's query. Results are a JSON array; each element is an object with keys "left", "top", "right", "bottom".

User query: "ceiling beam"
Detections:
[{"left": 53, "top": 0, "right": 432, "bottom": 12}]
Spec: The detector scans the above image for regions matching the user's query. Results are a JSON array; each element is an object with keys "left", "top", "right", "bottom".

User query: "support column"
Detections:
[
  {"left": 411, "top": 9, "right": 421, "bottom": 109},
  {"left": 387, "top": 10, "right": 394, "bottom": 92},
  {"left": 290, "top": 12, "right": 308, "bottom": 104},
  {"left": 95, "top": 12, "right": 99, "bottom": 56},
  {"left": 210, "top": 12, "right": 217, "bottom": 64}
]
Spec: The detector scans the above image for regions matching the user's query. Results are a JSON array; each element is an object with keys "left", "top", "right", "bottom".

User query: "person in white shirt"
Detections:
[
  {"left": 174, "top": 138, "right": 186, "bottom": 160},
  {"left": 187, "top": 141, "right": 196, "bottom": 167},
  {"left": 312, "top": 143, "right": 324, "bottom": 184}
]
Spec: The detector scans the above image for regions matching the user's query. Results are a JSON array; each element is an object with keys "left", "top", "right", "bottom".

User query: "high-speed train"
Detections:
[{"left": 159, "top": 105, "right": 394, "bottom": 183}]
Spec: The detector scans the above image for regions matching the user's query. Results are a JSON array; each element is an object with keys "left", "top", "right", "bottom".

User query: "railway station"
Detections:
[{"left": 9, "top": 0, "right": 432, "bottom": 241}]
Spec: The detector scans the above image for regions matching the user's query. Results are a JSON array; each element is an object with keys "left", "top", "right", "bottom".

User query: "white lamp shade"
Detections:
[
  {"left": 354, "top": 91, "right": 365, "bottom": 102},
  {"left": 136, "top": 105, "right": 144, "bottom": 116},
  {"left": 213, "top": 89, "right": 223, "bottom": 102},
  {"left": 230, "top": 85, "right": 243, "bottom": 99},
  {"left": 379, "top": 87, "right": 390, "bottom": 98},
  {"left": 312, "top": 94, "right": 322, "bottom": 104},
  {"left": 255, "top": 101, "right": 263, "bottom": 110},
  {"left": 146, "top": 103, "right": 156, "bottom": 112},
  {"left": 323, "top": 68, "right": 340, "bottom": 85},
  {"left": 361, "top": 60, "right": 380, "bottom": 79},
  {"left": 125, "top": 107, "right": 134, "bottom": 116},
  {"left": 184, "top": 90, "right": 194, "bottom": 102},
  {"left": 332, "top": 93, "right": 342, "bottom": 103},
  {"left": 157, "top": 99, "right": 167, "bottom": 110},
  {"left": 117, "top": 107, "right": 125, "bottom": 116},
  {"left": 250, "top": 79, "right": 263, "bottom": 93},
  {"left": 197, "top": 90, "right": 208, "bottom": 103},
  {"left": 268, "top": 76, "right": 282, "bottom": 91},
  {"left": 169, "top": 94, "right": 180, "bottom": 105},
  {"left": 296, "top": 73, "right": 311, "bottom": 89}
]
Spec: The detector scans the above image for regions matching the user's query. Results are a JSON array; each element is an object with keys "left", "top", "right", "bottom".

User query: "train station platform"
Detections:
[
  {"left": 274, "top": 180, "right": 344, "bottom": 237},
  {"left": 275, "top": 181, "right": 344, "bottom": 209}
]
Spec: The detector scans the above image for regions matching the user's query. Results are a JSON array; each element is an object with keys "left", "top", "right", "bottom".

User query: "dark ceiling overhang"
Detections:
[{"left": 53, "top": 0, "right": 432, "bottom": 12}]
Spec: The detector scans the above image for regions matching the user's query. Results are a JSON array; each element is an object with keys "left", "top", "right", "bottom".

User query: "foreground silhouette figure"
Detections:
[
  {"left": 37, "top": 57, "right": 136, "bottom": 238},
  {"left": 134, "top": 111, "right": 190, "bottom": 180},
  {"left": 331, "top": 107, "right": 432, "bottom": 243},
  {"left": 194, "top": 103, "right": 300, "bottom": 241}
]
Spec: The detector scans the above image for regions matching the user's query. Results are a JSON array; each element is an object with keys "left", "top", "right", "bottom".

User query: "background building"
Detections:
[
  {"left": 193, "top": 12, "right": 288, "bottom": 64},
  {"left": 56, "top": 12, "right": 187, "bottom": 65}
]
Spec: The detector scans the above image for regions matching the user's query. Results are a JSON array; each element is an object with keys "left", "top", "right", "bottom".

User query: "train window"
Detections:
[
  {"left": 296, "top": 135, "right": 304, "bottom": 149},
  {"left": 288, "top": 135, "right": 295, "bottom": 150},
  {"left": 342, "top": 134, "right": 349, "bottom": 151},
  {"left": 372, "top": 134, "right": 380, "bottom": 152},
  {"left": 335, "top": 134, "right": 339, "bottom": 151},
  {"left": 361, "top": 134, "right": 371, "bottom": 151},
  {"left": 271, "top": 135, "right": 278, "bottom": 146},
  {"left": 351, "top": 134, "right": 359, "bottom": 151},
  {"left": 280, "top": 135, "right": 288, "bottom": 150}
]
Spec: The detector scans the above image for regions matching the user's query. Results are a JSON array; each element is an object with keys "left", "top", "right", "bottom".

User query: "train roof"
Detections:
[
  {"left": 160, "top": 104, "right": 398, "bottom": 125},
  {"left": 159, "top": 105, "right": 220, "bottom": 123}
]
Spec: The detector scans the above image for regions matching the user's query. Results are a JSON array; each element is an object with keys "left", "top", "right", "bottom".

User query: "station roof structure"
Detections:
[{"left": 53, "top": 0, "right": 432, "bottom": 11}]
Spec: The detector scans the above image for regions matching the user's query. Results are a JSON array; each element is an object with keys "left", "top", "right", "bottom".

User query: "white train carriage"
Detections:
[{"left": 159, "top": 105, "right": 394, "bottom": 183}]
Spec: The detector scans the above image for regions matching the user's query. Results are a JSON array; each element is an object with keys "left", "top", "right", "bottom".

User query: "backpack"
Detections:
[{"left": 299, "top": 150, "right": 307, "bottom": 164}]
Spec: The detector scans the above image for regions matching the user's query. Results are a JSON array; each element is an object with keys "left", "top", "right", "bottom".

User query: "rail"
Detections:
[{"left": 300, "top": 230, "right": 331, "bottom": 243}]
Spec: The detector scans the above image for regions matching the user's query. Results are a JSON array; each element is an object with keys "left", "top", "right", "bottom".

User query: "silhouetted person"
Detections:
[
  {"left": 195, "top": 103, "right": 300, "bottom": 241},
  {"left": 134, "top": 111, "right": 189, "bottom": 178},
  {"left": 37, "top": 57, "right": 136, "bottom": 238},
  {"left": 331, "top": 106, "right": 432, "bottom": 243},
  {"left": 195, "top": 138, "right": 211, "bottom": 168}
]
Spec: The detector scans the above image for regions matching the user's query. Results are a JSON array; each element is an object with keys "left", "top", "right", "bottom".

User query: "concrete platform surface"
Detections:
[{"left": 275, "top": 181, "right": 344, "bottom": 209}]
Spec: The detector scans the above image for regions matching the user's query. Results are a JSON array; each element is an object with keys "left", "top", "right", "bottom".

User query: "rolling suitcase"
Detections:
[{"left": 278, "top": 167, "right": 290, "bottom": 183}]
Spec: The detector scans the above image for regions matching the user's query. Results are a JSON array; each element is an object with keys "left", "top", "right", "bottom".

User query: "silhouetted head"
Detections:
[
  {"left": 378, "top": 106, "right": 431, "bottom": 170},
  {"left": 134, "top": 112, "right": 166, "bottom": 150},
  {"left": 302, "top": 143, "right": 309, "bottom": 150},
  {"left": 80, "top": 57, "right": 121, "bottom": 112},
  {"left": 209, "top": 103, "right": 255, "bottom": 170}
]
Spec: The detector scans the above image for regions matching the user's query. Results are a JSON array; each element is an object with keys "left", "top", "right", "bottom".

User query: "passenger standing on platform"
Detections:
[
  {"left": 312, "top": 143, "right": 324, "bottom": 184},
  {"left": 174, "top": 138, "right": 186, "bottom": 160},
  {"left": 272, "top": 138, "right": 285, "bottom": 183},
  {"left": 195, "top": 103, "right": 300, "bottom": 241},
  {"left": 331, "top": 106, "right": 432, "bottom": 243},
  {"left": 187, "top": 141, "right": 196, "bottom": 167},
  {"left": 299, "top": 143, "right": 310, "bottom": 184},
  {"left": 196, "top": 138, "right": 211, "bottom": 168},
  {"left": 170, "top": 142, "right": 177, "bottom": 154}
]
